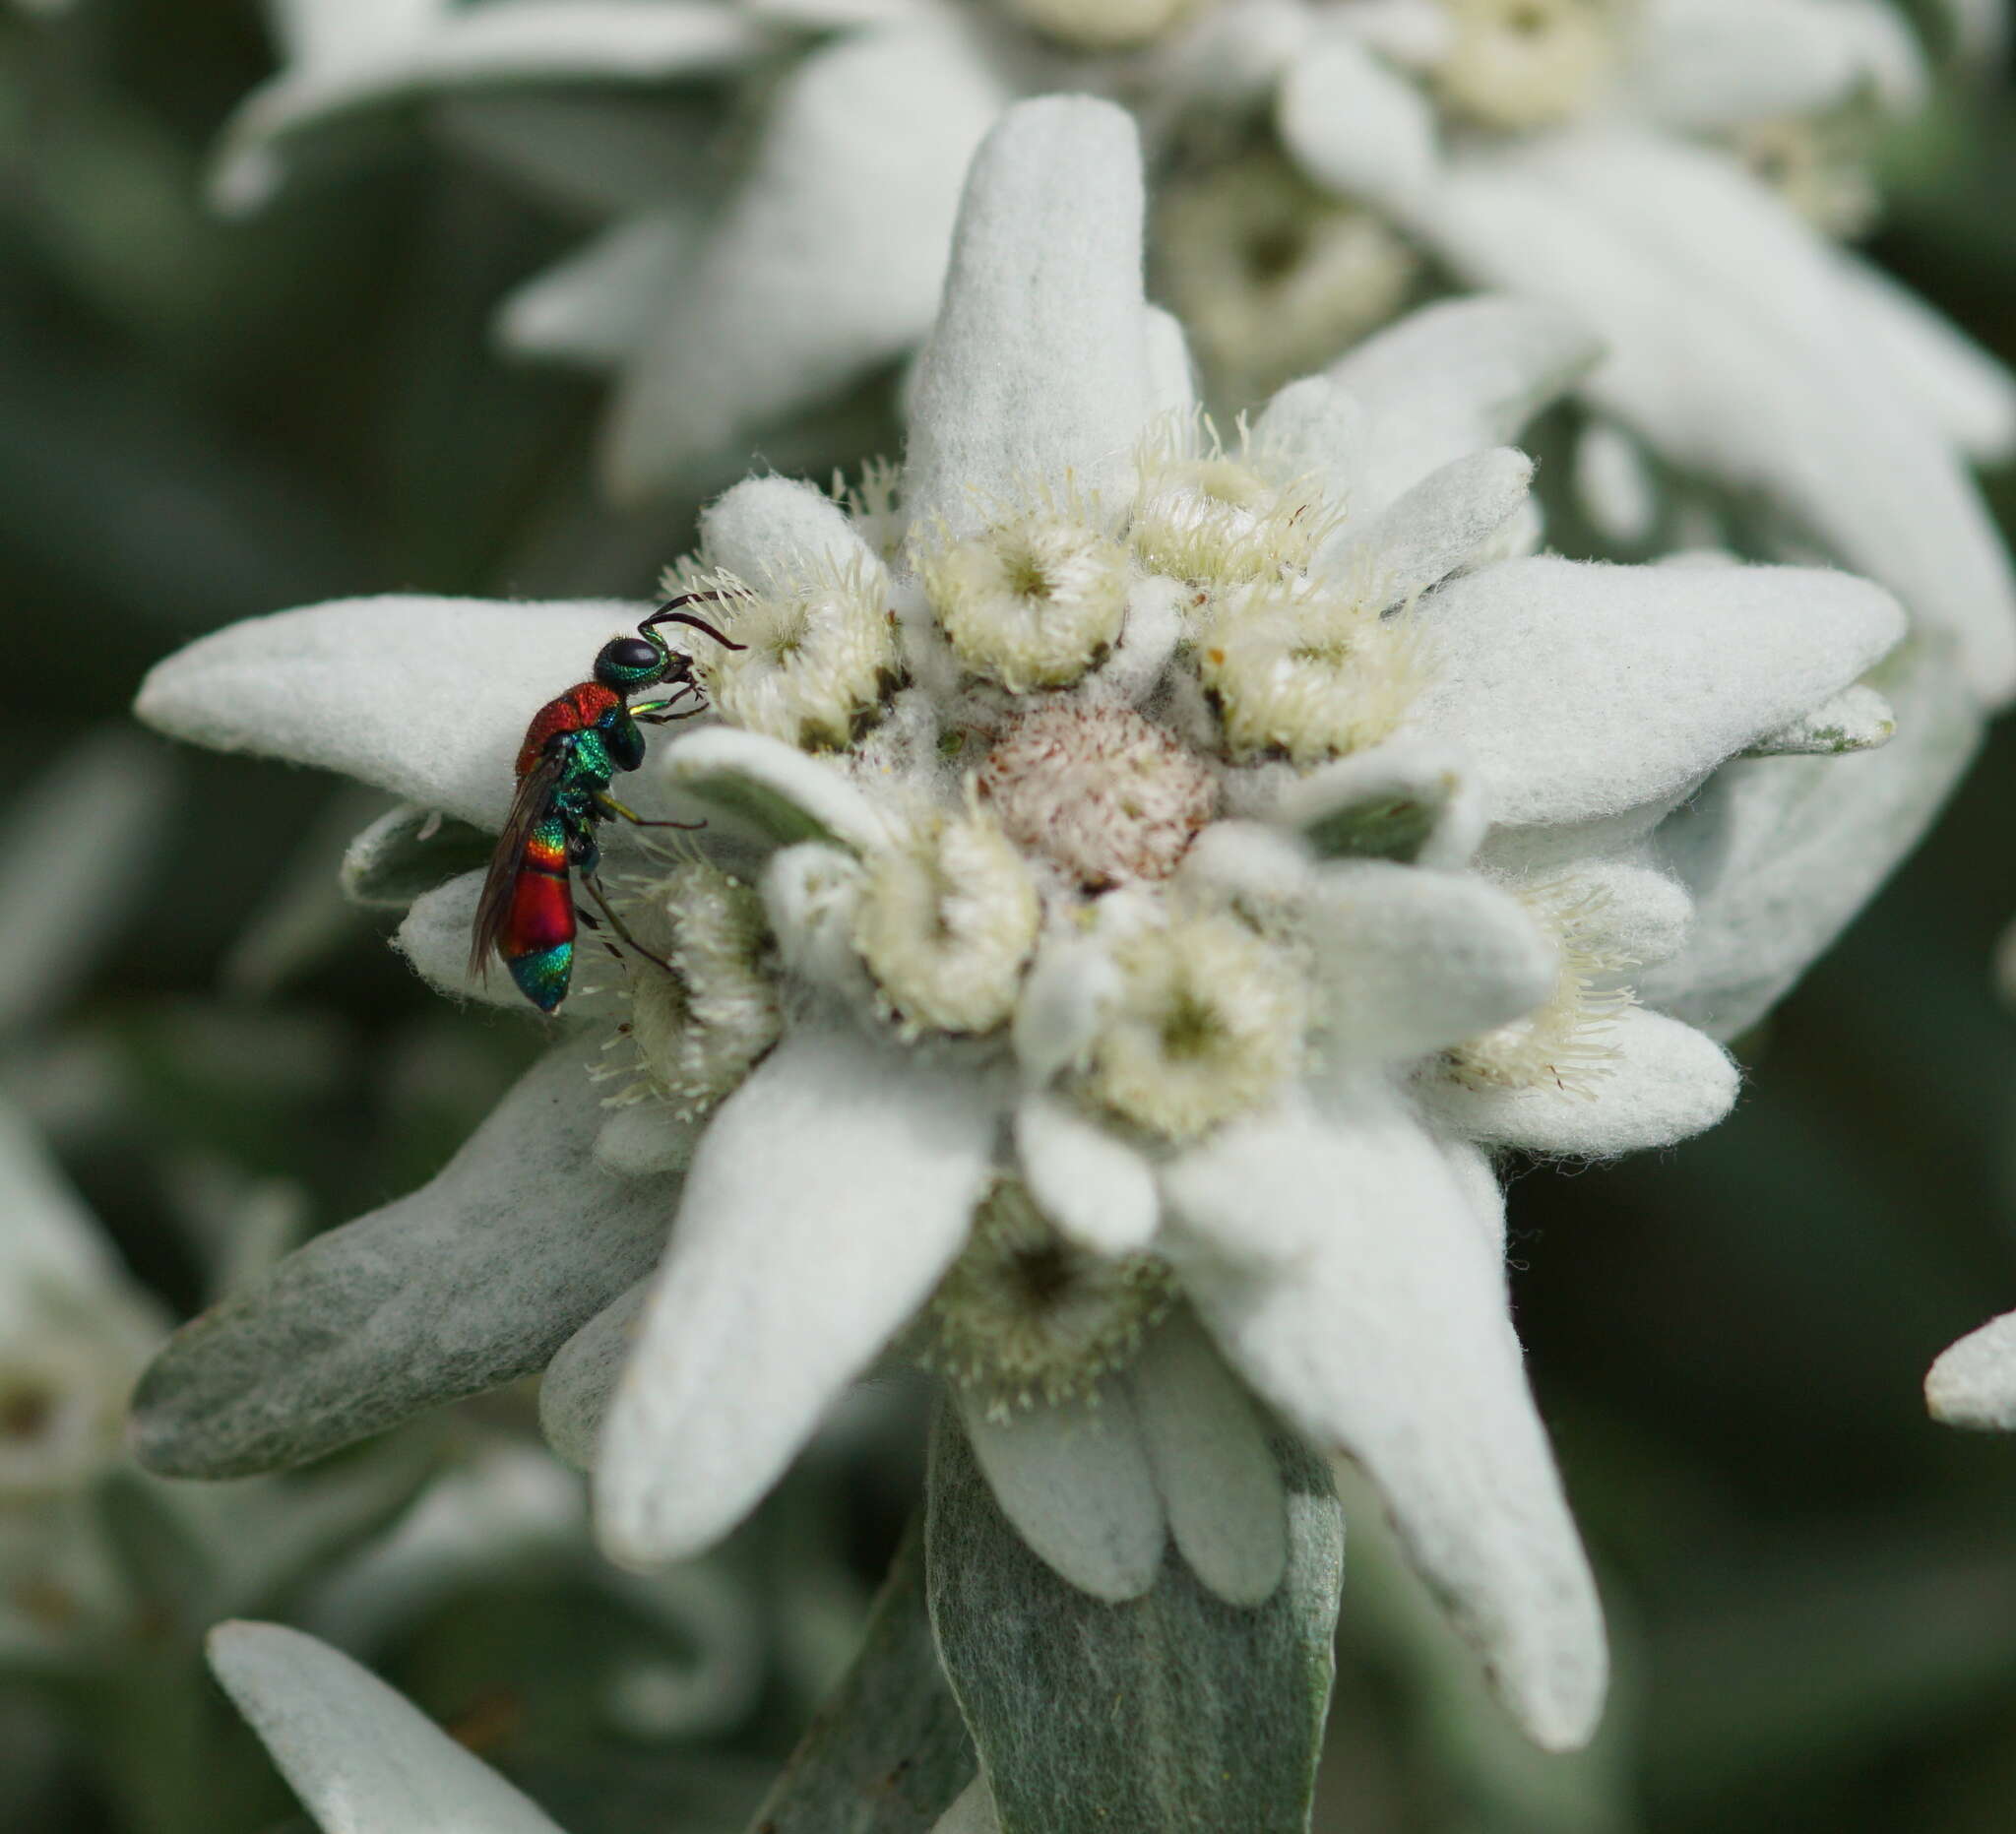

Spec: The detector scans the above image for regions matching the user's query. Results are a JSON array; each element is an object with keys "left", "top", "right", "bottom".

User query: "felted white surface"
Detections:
[
  {"left": 1638, "top": 634, "right": 1984, "bottom": 1040},
  {"left": 1925, "top": 1311, "right": 2016, "bottom": 1431},
  {"left": 539, "top": 1279, "right": 649, "bottom": 1470},
  {"left": 497, "top": 212, "right": 692, "bottom": 370},
  {"left": 1629, "top": 0, "right": 1888, "bottom": 130},
  {"left": 1306, "top": 862, "right": 1558, "bottom": 1064},
  {"left": 1328, "top": 297, "right": 1602, "bottom": 519},
  {"left": 652, "top": 726, "right": 892, "bottom": 853},
  {"left": 1275, "top": 28, "right": 1438, "bottom": 220},
  {"left": 1329, "top": 446, "right": 1534, "bottom": 610},
  {"left": 1832, "top": 251, "right": 2016, "bottom": 463},
  {"left": 904, "top": 97, "right": 1153, "bottom": 538},
  {"left": 1127, "top": 1313, "right": 1288, "bottom": 1607},
  {"left": 961, "top": 1384, "right": 1166, "bottom": 1603},
  {"left": 1427, "top": 1006, "right": 1738, "bottom": 1155},
  {"left": 1747, "top": 683, "right": 1895, "bottom": 756},
  {"left": 600, "top": 24, "right": 1004, "bottom": 498},
  {"left": 700, "top": 474, "right": 879, "bottom": 585},
  {"left": 1407, "top": 555, "right": 1905, "bottom": 829},
  {"left": 1166, "top": 1086, "right": 1607, "bottom": 1751},
  {"left": 1572, "top": 418, "right": 1659, "bottom": 545},
  {"left": 1141, "top": 304, "right": 1199, "bottom": 426},
  {"left": 209, "top": 1621, "right": 568, "bottom": 1832},
  {"left": 130, "top": 1043, "right": 674, "bottom": 1479},
  {"left": 135, "top": 596, "right": 658, "bottom": 831},
  {"left": 1012, "top": 935, "right": 1122, "bottom": 1085},
  {"left": 595, "top": 1100, "right": 702, "bottom": 1178},
  {"left": 1419, "top": 128, "right": 2016, "bottom": 702},
  {"left": 1269, "top": 737, "right": 1485, "bottom": 870},
  {"left": 1014, "top": 1091, "right": 1160, "bottom": 1256},
  {"left": 216, "top": 4, "right": 766, "bottom": 214},
  {"left": 931, "top": 1780, "right": 1002, "bottom": 1834},
  {"left": 597, "top": 1023, "right": 997, "bottom": 1564},
  {"left": 1555, "top": 857, "right": 1695, "bottom": 972}
]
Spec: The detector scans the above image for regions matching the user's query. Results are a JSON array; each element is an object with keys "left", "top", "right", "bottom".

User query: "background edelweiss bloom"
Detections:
[
  {"left": 133, "top": 96, "right": 1907, "bottom": 1760},
  {"left": 211, "top": 0, "right": 2016, "bottom": 719}
]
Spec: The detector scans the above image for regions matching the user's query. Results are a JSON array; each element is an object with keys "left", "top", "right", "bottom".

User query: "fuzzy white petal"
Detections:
[
  {"left": 1270, "top": 738, "right": 1485, "bottom": 868},
  {"left": 701, "top": 474, "right": 878, "bottom": 583},
  {"left": 1408, "top": 556, "right": 1905, "bottom": 830},
  {"left": 1747, "top": 683, "right": 1895, "bottom": 756},
  {"left": 601, "top": 25, "right": 1004, "bottom": 498},
  {"left": 497, "top": 213, "right": 692, "bottom": 369},
  {"left": 1252, "top": 375, "right": 1366, "bottom": 513},
  {"left": 652, "top": 726, "right": 892, "bottom": 853},
  {"left": 1631, "top": 0, "right": 1890, "bottom": 131},
  {"left": 215, "top": 5, "right": 766, "bottom": 215},
  {"left": 1013, "top": 934, "right": 1123, "bottom": 1085},
  {"left": 1166, "top": 1086, "right": 1606, "bottom": 1750},
  {"left": 1427, "top": 1006, "right": 1737, "bottom": 1155},
  {"left": 1638, "top": 636, "right": 1983, "bottom": 1040},
  {"left": 1275, "top": 29, "right": 1439, "bottom": 220},
  {"left": 1013, "top": 1092, "right": 1160, "bottom": 1257},
  {"left": 131, "top": 1043, "right": 671, "bottom": 1478},
  {"left": 1834, "top": 253, "right": 2016, "bottom": 464},
  {"left": 595, "top": 1100, "right": 702, "bottom": 1178},
  {"left": 136, "top": 597, "right": 659, "bottom": 829},
  {"left": 1926, "top": 1313, "right": 2016, "bottom": 1431},
  {"left": 209, "top": 1621, "right": 566, "bottom": 1833},
  {"left": 1573, "top": 419, "right": 1659, "bottom": 545},
  {"left": 1329, "top": 446, "right": 1534, "bottom": 608},
  {"left": 598, "top": 1024, "right": 997, "bottom": 1564},
  {"left": 1552, "top": 858, "right": 1694, "bottom": 972},
  {"left": 1309, "top": 862, "right": 1559, "bottom": 1064},
  {"left": 1142, "top": 303, "right": 1199, "bottom": 424},
  {"left": 906, "top": 97, "right": 1152, "bottom": 538},
  {"left": 1127, "top": 1313, "right": 1287, "bottom": 1607},
  {"left": 540, "top": 1279, "right": 649, "bottom": 1470},
  {"left": 1327, "top": 298, "right": 1602, "bottom": 517},
  {"left": 933, "top": 1780, "right": 1002, "bottom": 1834},
  {"left": 1418, "top": 129, "right": 2016, "bottom": 703},
  {"left": 960, "top": 1385, "right": 1166, "bottom": 1603}
]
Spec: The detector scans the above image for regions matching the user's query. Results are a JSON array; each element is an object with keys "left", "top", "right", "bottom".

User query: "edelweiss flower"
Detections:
[
  {"left": 135, "top": 100, "right": 1905, "bottom": 1755},
  {"left": 211, "top": 0, "right": 2015, "bottom": 717}
]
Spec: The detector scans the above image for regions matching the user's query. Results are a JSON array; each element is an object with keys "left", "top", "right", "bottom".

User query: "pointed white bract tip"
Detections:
[{"left": 1926, "top": 1312, "right": 2016, "bottom": 1430}]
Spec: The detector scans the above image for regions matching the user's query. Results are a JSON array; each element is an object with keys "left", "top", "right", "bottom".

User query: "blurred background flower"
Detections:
[{"left": 6, "top": 2, "right": 2016, "bottom": 1831}]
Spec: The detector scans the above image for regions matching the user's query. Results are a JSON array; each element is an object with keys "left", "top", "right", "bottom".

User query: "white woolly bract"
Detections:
[
  {"left": 1004, "top": 0, "right": 1211, "bottom": 51},
  {"left": 1082, "top": 913, "right": 1305, "bottom": 1141},
  {"left": 978, "top": 702, "right": 1218, "bottom": 888},
  {"left": 918, "top": 490, "right": 1131, "bottom": 692},
  {"left": 923, "top": 1177, "right": 1173, "bottom": 1421},
  {"left": 852, "top": 801, "right": 1042, "bottom": 1037},
  {"left": 664, "top": 552, "right": 901, "bottom": 752}
]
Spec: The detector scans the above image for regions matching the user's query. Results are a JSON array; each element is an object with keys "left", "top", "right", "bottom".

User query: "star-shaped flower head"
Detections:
[
  {"left": 136, "top": 98, "right": 1906, "bottom": 1754},
  {"left": 214, "top": 0, "right": 2014, "bottom": 716}
]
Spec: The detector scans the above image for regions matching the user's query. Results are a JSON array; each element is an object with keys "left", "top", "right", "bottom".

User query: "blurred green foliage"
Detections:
[{"left": 7, "top": 3, "right": 2016, "bottom": 1831}]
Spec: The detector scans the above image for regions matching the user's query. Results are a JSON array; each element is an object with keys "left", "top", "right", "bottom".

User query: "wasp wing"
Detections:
[{"left": 469, "top": 748, "right": 569, "bottom": 980}]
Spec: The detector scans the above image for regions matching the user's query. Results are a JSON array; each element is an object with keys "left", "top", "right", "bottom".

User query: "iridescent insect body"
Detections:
[{"left": 471, "top": 597, "right": 741, "bottom": 1013}]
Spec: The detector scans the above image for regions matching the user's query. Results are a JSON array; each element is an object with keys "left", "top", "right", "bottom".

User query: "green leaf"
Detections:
[
  {"left": 747, "top": 1518, "right": 975, "bottom": 1834},
  {"left": 925, "top": 1404, "right": 1344, "bottom": 1834}
]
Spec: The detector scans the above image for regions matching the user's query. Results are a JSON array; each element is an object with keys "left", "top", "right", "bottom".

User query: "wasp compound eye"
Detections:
[{"left": 595, "top": 636, "right": 664, "bottom": 685}]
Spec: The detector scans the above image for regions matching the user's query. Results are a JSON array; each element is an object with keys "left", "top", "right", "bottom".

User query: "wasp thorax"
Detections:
[
  {"left": 1081, "top": 913, "right": 1304, "bottom": 1141},
  {"left": 925, "top": 1177, "right": 1173, "bottom": 1420},
  {"left": 1432, "top": 0, "right": 1622, "bottom": 132},
  {"left": 670, "top": 555, "right": 901, "bottom": 752},
  {"left": 1199, "top": 580, "right": 1424, "bottom": 766},
  {"left": 920, "top": 498, "right": 1132, "bottom": 694},
  {"left": 851, "top": 803, "right": 1041, "bottom": 1037},
  {"left": 977, "top": 703, "right": 1217, "bottom": 890},
  {"left": 1002, "top": 0, "right": 1213, "bottom": 51},
  {"left": 1155, "top": 152, "right": 1419, "bottom": 408}
]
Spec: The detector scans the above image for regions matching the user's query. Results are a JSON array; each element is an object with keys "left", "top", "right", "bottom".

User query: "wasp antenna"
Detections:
[{"left": 642, "top": 592, "right": 747, "bottom": 652}]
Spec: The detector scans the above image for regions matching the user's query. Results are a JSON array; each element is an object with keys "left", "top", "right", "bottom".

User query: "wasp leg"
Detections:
[
  {"left": 583, "top": 877, "right": 676, "bottom": 977},
  {"left": 572, "top": 904, "right": 630, "bottom": 971},
  {"left": 595, "top": 791, "right": 706, "bottom": 832}
]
